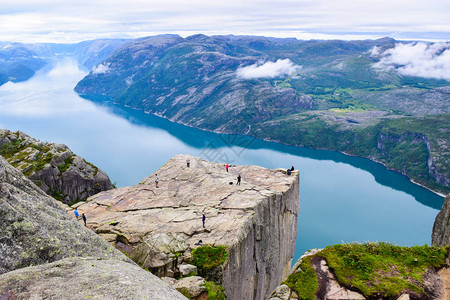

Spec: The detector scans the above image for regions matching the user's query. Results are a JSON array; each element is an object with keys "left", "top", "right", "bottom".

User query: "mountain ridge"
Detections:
[{"left": 74, "top": 34, "right": 450, "bottom": 195}]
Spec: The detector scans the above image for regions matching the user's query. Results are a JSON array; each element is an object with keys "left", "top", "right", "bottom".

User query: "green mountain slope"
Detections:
[{"left": 74, "top": 34, "right": 450, "bottom": 194}]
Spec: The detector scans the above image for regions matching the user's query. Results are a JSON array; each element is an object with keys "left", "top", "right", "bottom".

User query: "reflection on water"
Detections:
[{"left": 0, "top": 58, "right": 444, "bottom": 264}]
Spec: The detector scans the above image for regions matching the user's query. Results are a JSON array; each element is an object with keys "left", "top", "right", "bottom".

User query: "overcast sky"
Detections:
[{"left": 1, "top": 0, "right": 449, "bottom": 43}]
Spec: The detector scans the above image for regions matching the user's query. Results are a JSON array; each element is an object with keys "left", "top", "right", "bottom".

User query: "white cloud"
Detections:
[
  {"left": 91, "top": 63, "right": 110, "bottom": 74},
  {"left": 0, "top": 0, "right": 449, "bottom": 43},
  {"left": 372, "top": 42, "right": 450, "bottom": 80},
  {"left": 237, "top": 59, "right": 301, "bottom": 79}
]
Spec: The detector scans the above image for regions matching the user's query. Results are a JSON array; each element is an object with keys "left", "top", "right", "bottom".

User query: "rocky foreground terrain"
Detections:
[
  {"left": 0, "top": 155, "right": 187, "bottom": 299},
  {"left": 0, "top": 129, "right": 112, "bottom": 204},
  {"left": 74, "top": 154, "right": 300, "bottom": 300},
  {"left": 269, "top": 244, "right": 450, "bottom": 300}
]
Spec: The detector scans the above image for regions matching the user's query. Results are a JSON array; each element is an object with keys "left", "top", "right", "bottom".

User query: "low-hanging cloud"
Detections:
[
  {"left": 237, "top": 59, "right": 301, "bottom": 79},
  {"left": 371, "top": 42, "right": 450, "bottom": 80},
  {"left": 91, "top": 63, "right": 110, "bottom": 74}
]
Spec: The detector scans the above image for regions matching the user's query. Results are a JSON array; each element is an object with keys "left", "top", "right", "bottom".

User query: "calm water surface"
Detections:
[{"left": 0, "top": 58, "right": 444, "bottom": 263}]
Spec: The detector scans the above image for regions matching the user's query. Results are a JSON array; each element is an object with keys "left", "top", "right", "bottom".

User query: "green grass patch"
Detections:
[
  {"left": 52, "top": 190, "right": 65, "bottom": 201},
  {"left": 58, "top": 155, "right": 74, "bottom": 173},
  {"left": 192, "top": 245, "right": 228, "bottom": 276},
  {"left": 285, "top": 243, "right": 448, "bottom": 299},
  {"left": 285, "top": 255, "right": 318, "bottom": 300},
  {"left": 0, "top": 138, "right": 25, "bottom": 158},
  {"left": 203, "top": 281, "right": 227, "bottom": 300}
]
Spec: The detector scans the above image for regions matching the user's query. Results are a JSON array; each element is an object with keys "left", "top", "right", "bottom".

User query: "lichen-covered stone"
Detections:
[
  {"left": 0, "top": 257, "right": 188, "bottom": 299},
  {"left": 0, "top": 129, "right": 112, "bottom": 204},
  {"left": 269, "top": 284, "right": 292, "bottom": 300},
  {"left": 180, "top": 264, "right": 198, "bottom": 276},
  {"left": 432, "top": 194, "right": 450, "bottom": 246},
  {"left": 77, "top": 154, "right": 300, "bottom": 300},
  {"left": 132, "top": 233, "right": 189, "bottom": 277},
  {"left": 173, "top": 276, "right": 207, "bottom": 298},
  {"left": 0, "top": 156, "right": 125, "bottom": 274},
  {"left": 0, "top": 156, "right": 187, "bottom": 299}
]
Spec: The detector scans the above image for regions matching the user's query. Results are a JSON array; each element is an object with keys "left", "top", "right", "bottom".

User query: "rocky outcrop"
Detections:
[
  {"left": 76, "top": 154, "right": 300, "bottom": 300},
  {"left": 432, "top": 194, "right": 450, "bottom": 246},
  {"left": 0, "top": 257, "right": 187, "bottom": 299},
  {"left": 0, "top": 129, "right": 112, "bottom": 204},
  {"left": 0, "top": 155, "right": 187, "bottom": 299},
  {"left": 272, "top": 245, "right": 448, "bottom": 300}
]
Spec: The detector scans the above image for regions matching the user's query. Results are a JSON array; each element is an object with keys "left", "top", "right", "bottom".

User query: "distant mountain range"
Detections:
[
  {"left": 2, "top": 34, "right": 449, "bottom": 194},
  {"left": 0, "top": 39, "right": 130, "bottom": 85}
]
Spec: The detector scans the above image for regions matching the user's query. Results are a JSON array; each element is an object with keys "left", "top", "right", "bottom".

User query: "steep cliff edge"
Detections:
[
  {"left": 0, "top": 129, "right": 112, "bottom": 204},
  {"left": 75, "top": 154, "right": 300, "bottom": 300},
  {"left": 0, "top": 155, "right": 187, "bottom": 299},
  {"left": 432, "top": 194, "right": 450, "bottom": 247}
]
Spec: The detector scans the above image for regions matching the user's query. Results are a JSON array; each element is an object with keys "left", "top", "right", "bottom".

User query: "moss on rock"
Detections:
[{"left": 285, "top": 243, "right": 448, "bottom": 300}]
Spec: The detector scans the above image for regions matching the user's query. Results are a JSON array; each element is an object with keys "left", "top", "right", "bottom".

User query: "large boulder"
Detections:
[
  {"left": 0, "top": 155, "right": 187, "bottom": 299},
  {"left": 0, "top": 129, "right": 112, "bottom": 204},
  {"left": 173, "top": 276, "right": 207, "bottom": 298},
  {"left": 0, "top": 257, "right": 187, "bottom": 299},
  {"left": 0, "top": 155, "right": 123, "bottom": 274}
]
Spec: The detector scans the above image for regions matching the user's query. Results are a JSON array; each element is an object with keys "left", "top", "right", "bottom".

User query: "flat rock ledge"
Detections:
[{"left": 76, "top": 154, "right": 300, "bottom": 300}]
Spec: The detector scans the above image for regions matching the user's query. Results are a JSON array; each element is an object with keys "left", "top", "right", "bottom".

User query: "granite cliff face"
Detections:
[
  {"left": 0, "top": 155, "right": 187, "bottom": 299},
  {"left": 75, "top": 154, "right": 300, "bottom": 300},
  {"left": 432, "top": 194, "right": 450, "bottom": 247},
  {"left": 0, "top": 129, "right": 112, "bottom": 204}
]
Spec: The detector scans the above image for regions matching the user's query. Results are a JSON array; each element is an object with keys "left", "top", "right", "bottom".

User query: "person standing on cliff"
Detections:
[
  {"left": 202, "top": 213, "right": 206, "bottom": 228},
  {"left": 237, "top": 174, "right": 241, "bottom": 185},
  {"left": 186, "top": 159, "right": 190, "bottom": 168},
  {"left": 74, "top": 208, "right": 79, "bottom": 220},
  {"left": 155, "top": 174, "right": 159, "bottom": 188},
  {"left": 226, "top": 163, "right": 229, "bottom": 172},
  {"left": 81, "top": 213, "right": 87, "bottom": 226}
]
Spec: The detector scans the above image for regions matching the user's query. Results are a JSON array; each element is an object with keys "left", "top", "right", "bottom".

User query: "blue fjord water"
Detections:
[{"left": 0, "top": 58, "right": 444, "bottom": 264}]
